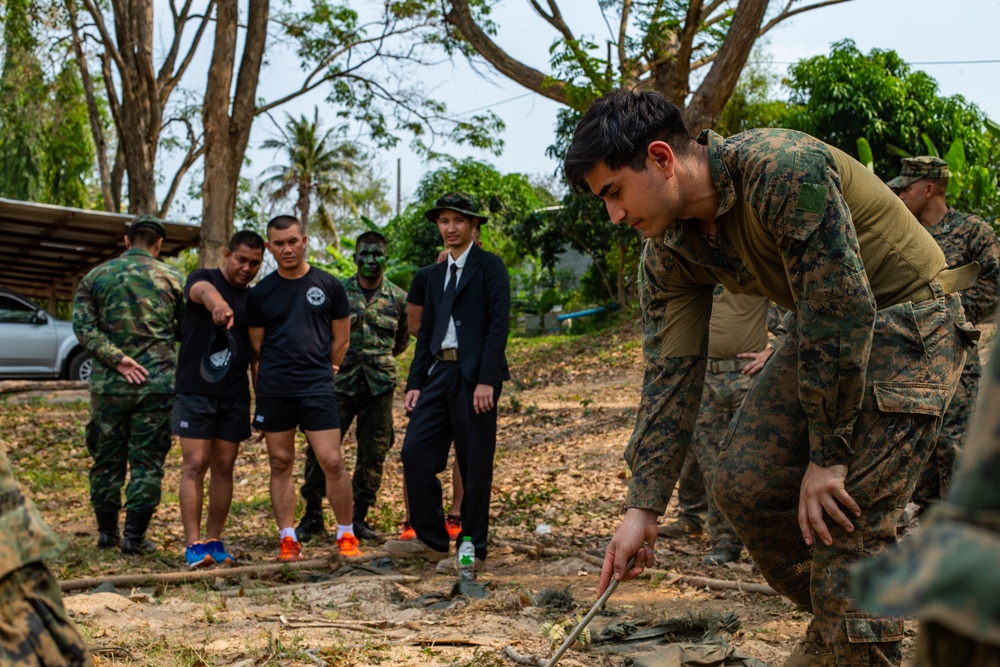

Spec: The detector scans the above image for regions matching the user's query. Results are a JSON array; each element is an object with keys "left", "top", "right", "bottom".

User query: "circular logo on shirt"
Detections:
[{"left": 306, "top": 286, "right": 326, "bottom": 306}]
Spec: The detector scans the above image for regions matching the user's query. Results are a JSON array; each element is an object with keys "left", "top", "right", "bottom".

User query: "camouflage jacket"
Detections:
[
  {"left": 926, "top": 208, "right": 1000, "bottom": 325},
  {"left": 337, "top": 275, "right": 409, "bottom": 397},
  {"left": 73, "top": 248, "right": 185, "bottom": 395},
  {"left": 0, "top": 440, "right": 63, "bottom": 579},
  {"left": 854, "top": 319, "right": 1000, "bottom": 645},
  {"left": 626, "top": 128, "right": 947, "bottom": 513}
]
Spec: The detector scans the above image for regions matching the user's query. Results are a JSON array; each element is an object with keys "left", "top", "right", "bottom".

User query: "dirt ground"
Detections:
[{"left": 3, "top": 317, "right": 964, "bottom": 666}]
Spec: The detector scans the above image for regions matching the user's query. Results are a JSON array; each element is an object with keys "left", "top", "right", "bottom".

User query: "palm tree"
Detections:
[{"left": 261, "top": 108, "right": 367, "bottom": 250}]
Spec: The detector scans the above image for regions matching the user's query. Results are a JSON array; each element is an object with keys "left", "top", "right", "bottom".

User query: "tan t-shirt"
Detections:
[{"left": 708, "top": 287, "right": 768, "bottom": 358}]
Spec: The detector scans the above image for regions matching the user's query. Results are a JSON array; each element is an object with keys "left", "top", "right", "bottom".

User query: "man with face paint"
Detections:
[{"left": 297, "top": 231, "right": 410, "bottom": 542}]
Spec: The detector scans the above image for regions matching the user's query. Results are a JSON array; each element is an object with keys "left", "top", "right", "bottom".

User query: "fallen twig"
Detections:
[
  {"left": 220, "top": 573, "right": 420, "bottom": 598},
  {"left": 501, "top": 644, "right": 545, "bottom": 666},
  {"left": 0, "top": 380, "right": 87, "bottom": 395}
]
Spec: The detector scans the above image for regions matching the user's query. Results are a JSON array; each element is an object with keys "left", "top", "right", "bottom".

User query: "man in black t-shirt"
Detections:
[
  {"left": 247, "top": 215, "right": 361, "bottom": 562},
  {"left": 174, "top": 231, "right": 264, "bottom": 568}
]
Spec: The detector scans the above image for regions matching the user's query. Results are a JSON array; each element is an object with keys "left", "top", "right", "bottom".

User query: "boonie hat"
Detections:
[
  {"left": 200, "top": 326, "right": 236, "bottom": 383},
  {"left": 886, "top": 156, "right": 950, "bottom": 191},
  {"left": 424, "top": 192, "right": 489, "bottom": 224},
  {"left": 129, "top": 214, "right": 167, "bottom": 239}
]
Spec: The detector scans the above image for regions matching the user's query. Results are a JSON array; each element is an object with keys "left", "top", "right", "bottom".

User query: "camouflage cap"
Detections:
[
  {"left": 129, "top": 214, "right": 167, "bottom": 239},
  {"left": 424, "top": 192, "right": 489, "bottom": 224},
  {"left": 885, "top": 156, "right": 950, "bottom": 191}
]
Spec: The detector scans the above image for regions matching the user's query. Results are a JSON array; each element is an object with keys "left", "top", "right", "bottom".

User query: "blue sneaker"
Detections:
[
  {"left": 205, "top": 539, "right": 234, "bottom": 564},
  {"left": 185, "top": 542, "right": 214, "bottom": 569}
]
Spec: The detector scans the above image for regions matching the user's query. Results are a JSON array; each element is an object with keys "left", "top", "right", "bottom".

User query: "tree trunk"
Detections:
[{"left": 200, "top": 0, "right": 269, "bottom": 267}]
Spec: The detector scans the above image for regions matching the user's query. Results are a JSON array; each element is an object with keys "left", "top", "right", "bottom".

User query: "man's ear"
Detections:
[
  {"left": 123, "top": 234, "right": 132, "bottom": 250},
  {"left": 647, "top": 141, "right": 676, "bottom": 177}
]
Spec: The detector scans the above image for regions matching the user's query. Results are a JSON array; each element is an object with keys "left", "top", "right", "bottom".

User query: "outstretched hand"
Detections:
[
  {"left": 798, "top": 462, "right": 860, "bottom": 546},
  {"left": 598, "top": 508, "right": 659, "bottom": 596}
]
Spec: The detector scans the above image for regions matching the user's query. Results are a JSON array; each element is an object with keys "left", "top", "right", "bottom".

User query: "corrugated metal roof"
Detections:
[{"left": 0, "top": 198, "right": 200, "bottom": 301}]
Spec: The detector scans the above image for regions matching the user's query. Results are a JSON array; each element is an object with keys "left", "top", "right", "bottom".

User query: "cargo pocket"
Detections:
[
  {"left": 850, "top": 382, "right": 951, "bottom": 507},
  {"left": 845, "top": 612, "right": 904, "bottom": 667}
]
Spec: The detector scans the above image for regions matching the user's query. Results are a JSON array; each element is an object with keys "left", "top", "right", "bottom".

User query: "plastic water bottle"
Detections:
[{"left": 457, "top": 536, "right": 476, "bottom": 580}]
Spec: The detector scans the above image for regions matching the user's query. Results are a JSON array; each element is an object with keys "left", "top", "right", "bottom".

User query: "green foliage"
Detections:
[
  {"left": 714, "top": 52, "right": 789, "bottom": 137},
  {"left": 42, "top": 62, "right": 97, "bottom": 208},
  {"left": 780, "top": 40, "right": 997, "bottom": 182},
  {"left": 383, "top": 158, "right": 550, "bottom": 269}
]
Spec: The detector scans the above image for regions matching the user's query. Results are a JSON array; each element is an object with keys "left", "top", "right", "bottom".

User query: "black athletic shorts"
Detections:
[
  {"left": 173, "top": 393, "right": 252, "bottom": 442},
  {"left": 253, "top": 394, "right": 340, "bottom": 433}
]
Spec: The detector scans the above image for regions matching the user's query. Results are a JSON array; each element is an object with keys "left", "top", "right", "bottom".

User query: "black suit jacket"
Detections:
[{"left": 406, "top": 243, "right": 511, "bottom": 390}]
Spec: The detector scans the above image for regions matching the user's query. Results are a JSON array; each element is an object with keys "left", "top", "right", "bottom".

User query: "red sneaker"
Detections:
[
  {"left": 399, "top": 521, "right": 416, "bottom": 541},
  {"left": 337, "top": 533, "right": 362, "bottom": 558},
  {"left": 445, "top": 515, "right": 462, "bottom": 540},
  {"left": 277, "top": 536, "right": 302, "bottom": 562}
]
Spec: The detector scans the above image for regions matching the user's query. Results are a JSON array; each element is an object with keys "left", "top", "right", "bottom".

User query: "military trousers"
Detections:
[
  {"left": 0, "top": 563, "right": 91, "bottom": 666},
  {"left": 913, "top": 347, "right": 981, "bottom": 508},
  {"left": 86, "top": 392, "right": 173, "bottom": 513},
  {"left": 714, "top": 293, "right": 969, "bottom": 667},
  {"left": 301, "top": 386, "right": 395, "bottom": 510}
]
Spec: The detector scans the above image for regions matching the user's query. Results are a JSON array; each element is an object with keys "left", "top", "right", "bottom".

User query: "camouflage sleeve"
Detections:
[
  {"left": 961, "top": 217, "right": 1000, "bottom": 324},
  {"left": 624, "top": 241, "right": 712, "bottom": 513},
  {"left": 71, "top": 273, "right": 126, "bottom": 369},
  {"left": 393, "top": 292, "right": 410, "bottom": 357},
  {"left": 767, "top": 302, "right": 788, "bottom": 340},
  {"left": 755, "top": 148, "right": 876, "bottom": 468}
]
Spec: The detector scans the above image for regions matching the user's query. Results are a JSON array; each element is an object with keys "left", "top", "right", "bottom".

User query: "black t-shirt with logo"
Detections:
[
  {"left": 175, "top": 268, "right": 252, "bottom": 399},
  {"left": 246, "top": 266, "right": 350, "bottom": 397}
]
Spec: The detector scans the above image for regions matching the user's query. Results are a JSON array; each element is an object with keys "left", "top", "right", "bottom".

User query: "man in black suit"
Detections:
[{"left": 384, "top": 192, "right": 510, "bottom": 573}]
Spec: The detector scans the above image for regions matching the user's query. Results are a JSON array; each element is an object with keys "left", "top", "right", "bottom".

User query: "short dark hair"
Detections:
[
  {"left": 355, "top": 231, "right": 387, "bottom": 248},
  {"left": 563, "top": 89, "right": 694, "bottom": 194},
  {"left": 229, "top": 230, "right": 265, "bottom": 252},
  {"left": 926, "top": 177, "right": 949, "bottom": 194},
  {"left": 266, "top": 215, "right": 303, "bottom": 234},
  {"left": 127, "top": 225, "right": 162, "bottom": 248}
]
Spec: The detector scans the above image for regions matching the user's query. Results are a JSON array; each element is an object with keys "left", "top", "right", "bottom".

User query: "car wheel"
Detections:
[{"left": 69, "top": 352, "right": 92, "bottom": 382}]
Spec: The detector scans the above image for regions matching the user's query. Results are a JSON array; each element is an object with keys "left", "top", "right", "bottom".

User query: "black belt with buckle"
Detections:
[{"left": 435, "top": 349, "right": 459, "bottom": 361}]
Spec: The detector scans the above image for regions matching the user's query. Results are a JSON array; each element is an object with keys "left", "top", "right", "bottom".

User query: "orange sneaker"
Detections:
[
  {"left": 399, "top": 521, "right": 416, "bottom": 541},
  {"left": 337, "top": 533, "right": 362, "bottom": 558},
  {"left": 445, "top": 514, "right": 462, "bottom": 540},
  {"left": 277, "top": 536, "right": 302, "bottom": 562}
]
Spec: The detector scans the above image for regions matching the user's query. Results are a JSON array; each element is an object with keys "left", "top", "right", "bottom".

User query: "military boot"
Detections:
[
  {"left": 96, "top": 511, "right": 120, "bottom": 549},
  {"left": 352, "top": 504, "right": 379, "bottom": 542},
  {"left": 120, "top": 510, "right": 157, "bottom": 555},
  {"left": 783, "top": 624, "right": 836, "bottom": 667},
  {"left": 658, "top": 515, "right": 704, "bottom": 538},
  {"left": 297, "top": 501, "right": 326, "bottom": 543}
]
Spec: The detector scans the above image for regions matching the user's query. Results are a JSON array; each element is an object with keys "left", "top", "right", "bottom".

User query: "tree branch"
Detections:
[
  {"left": 78, "top": 0, "right": 126, "bottom": 72},
  {"left": 161, "top": 0, "right": 217, "bottom": 105},
  {"left": 759, "top": 0, "right": 855, "bottom": 37}
]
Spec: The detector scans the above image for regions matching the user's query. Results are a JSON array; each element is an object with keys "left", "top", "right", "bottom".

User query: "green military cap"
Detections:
[
  {"left": 424, "top": 192, "right": 489, "bottom": 224},
  {"left": 885, "top": 156, "right": 950, "bottom": 191},
  {"left": 129, "top": 214, "right": 167, "bottom": 239}
]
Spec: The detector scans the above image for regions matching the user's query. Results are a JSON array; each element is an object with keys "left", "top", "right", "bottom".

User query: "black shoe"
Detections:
[
  {"left": 96, "top": 511, "right": 120, "bottom": 549},
  {"left": 120, "top": 510, "right": 157, "bottom": 555},
  {"left": 703, "top": 547, "right": 741, "bottom": 566},
  {"left": 297, "top": 503, "right": 326, "bottom": 543},
  {"left": 353, "top": 520, "right": 379, "bottom": 542}
]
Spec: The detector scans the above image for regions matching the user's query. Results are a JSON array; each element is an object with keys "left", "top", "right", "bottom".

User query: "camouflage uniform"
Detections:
[
  {"left": 0, "top": 440, "right": 90, "bottom": 665},
  {"left": 912, "top": 208, "right": 1000, "bottom": 506},
  {"left": 629, "top": 128, "right": 974, "bottom": 666},
  {"left": 302, "top": 275, "right": 409, "bottom": 511},
  {"left": 853, "top": 326, "right": 1000, "bottom": 666},
  {"left": 73, "top": 248, "right": 184, "bottom": 513}
]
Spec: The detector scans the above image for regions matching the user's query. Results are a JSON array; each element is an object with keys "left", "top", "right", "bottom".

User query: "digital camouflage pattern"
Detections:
[
  {"left": 627, "top": 128, "right": 963, "bottom": 665},
  {"left": 302, "top": 275, "right": 408, "bottom": 506},
  {"left": 854, "top": 319, "right": 1000, "bottom": 659},
  {"left": 336, "top": 275, "right": 409, "bottom": 398},
  {"left": 86, "top": 394, "right": 173, "bottom": 513},
  {"left": 913, "top": 208, "right": 1000, "bottom": 507},
  {"left": 885, "top": 155, "right": 950, "bottom": 191},
  {"left": 0, "top": 441, "right": 90, "bottom": 665},
  {"left": 73, "top": 248, "right": 184, "bottom": 395}
]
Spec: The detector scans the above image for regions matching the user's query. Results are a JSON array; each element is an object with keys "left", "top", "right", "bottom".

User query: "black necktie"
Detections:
[{"left": 430, "top": 263, "right": 459, "bottom": 355}]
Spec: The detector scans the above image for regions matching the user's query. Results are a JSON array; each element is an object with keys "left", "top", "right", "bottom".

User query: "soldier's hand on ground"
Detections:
[
  {"left": 115, "top": 356, "right": 150, "bottom": 384},
  {"left": 473, "top": 383, "right": 494, "bottom": 414},
  {"left": 404, "top": 389, "right": 420, "bottom": 413},
  {"left": 738, "top": 348, "right": 773, "bottom": 376},
  {"left": 598, "top": 507, "right": 658, "bottom": 595},
  {"left": 798, "top": 462, "right": 860, "bottom": 546},
  {"left": 211, "top": 301, "right": 235, "bottom": 329}
]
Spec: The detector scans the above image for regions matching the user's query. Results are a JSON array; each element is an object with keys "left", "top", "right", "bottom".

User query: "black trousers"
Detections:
[{"left": 401, "top": 360, "right": 500, "bottom": 559}]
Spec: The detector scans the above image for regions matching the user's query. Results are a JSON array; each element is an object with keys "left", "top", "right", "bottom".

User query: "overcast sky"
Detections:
[{"left": 188, "top": 0, "right": 1000, "bottom": 221}]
